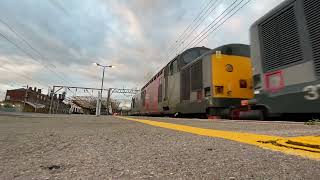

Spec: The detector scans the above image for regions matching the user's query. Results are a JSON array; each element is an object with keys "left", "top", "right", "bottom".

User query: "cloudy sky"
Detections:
[{"left": 0, "top": 0, "right": 285, "bottom": 100}]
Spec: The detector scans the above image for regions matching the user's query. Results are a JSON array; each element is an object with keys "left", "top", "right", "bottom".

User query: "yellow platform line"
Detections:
[{"left": 117, "top": 116, "right": 320, "bottom": 160}]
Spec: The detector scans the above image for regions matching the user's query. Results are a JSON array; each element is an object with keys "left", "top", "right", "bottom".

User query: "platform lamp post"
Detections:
[{"left": 93, "top": 63, "right": 114, "bottom": 116}]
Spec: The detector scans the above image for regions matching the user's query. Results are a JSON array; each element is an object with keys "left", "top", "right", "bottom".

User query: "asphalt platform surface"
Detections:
[{"left": 0, "top": 112, "right": 319, "bottom": 179}]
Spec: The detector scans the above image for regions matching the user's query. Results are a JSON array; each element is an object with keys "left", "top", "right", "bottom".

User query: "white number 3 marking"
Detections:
[{"left": 303, "top": 84, "right": 320, "bottom": 100}]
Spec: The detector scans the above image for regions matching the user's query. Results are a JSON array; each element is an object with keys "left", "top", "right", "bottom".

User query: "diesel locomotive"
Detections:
[
  {"left": 131, "top": 44, "right": 254, "bottom": 117},
  {"left": 234, "top": 0, "right": 320, "bottom": 120}
]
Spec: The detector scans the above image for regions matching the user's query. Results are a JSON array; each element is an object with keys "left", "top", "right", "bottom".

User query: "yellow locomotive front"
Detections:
[
  {"left": 202, "top": 44, "right": 254, "bottom": 117},
  {"left": 175, "top": 44, "right": 253, "bottom": 118},
  {"left": 212, "top": 52, "right": 253, "bottom": 99}
]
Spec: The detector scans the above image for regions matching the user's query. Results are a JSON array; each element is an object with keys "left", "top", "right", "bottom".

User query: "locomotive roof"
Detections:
[
  {"left": 180, "top": 44, "right": 250, "bottom": 71},
  {"left": 166, "top": 46, "right": 211, "bottom": 66},
  {"left": 185, "top": 44, "right": 250, "bottom": 64},
  {"left": 161, "top": 46, "right": 211, "bottom": 72}
]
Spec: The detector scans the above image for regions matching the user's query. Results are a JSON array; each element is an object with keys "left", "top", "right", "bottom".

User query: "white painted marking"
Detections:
[{"left": 303, "top": 84, "right": 320, "bottom": 100}]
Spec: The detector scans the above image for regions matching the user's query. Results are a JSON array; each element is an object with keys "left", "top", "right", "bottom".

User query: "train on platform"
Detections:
[
  {"left": 131, "top": 0, "right": 320, "bottom": 120},
  {"left": 131, "top": 44, "right": 253, "bottom": 117}
]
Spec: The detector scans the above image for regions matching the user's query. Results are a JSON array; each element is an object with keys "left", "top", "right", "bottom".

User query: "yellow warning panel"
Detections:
[
  {"left": 117, "top": 116, "right": 320, "bottom": 160},
  {"left": 211, "top": 54, "right": 253, "bottom": 99}
]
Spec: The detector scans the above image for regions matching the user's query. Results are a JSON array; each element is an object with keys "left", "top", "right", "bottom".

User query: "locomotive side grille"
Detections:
[
  {"left": 191, "top": 61, "right": 203, "bottom": 91},
  {"left": 260, "top": 6, "right": 303, "bottom": 72},
  {"left": 304, "top": 0, "right": 320, "bottom": 77},
  {"left": 181, "top": 67, "right": 191, "bottom": 101},
  {"left": 261, "top": 17, "right": 281, "bottom": 71}
]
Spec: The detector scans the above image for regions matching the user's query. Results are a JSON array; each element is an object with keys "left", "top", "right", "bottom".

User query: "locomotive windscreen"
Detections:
[
  {"left": 211, "top": 44, "right": 250, "bottom": 57},
  {"left": 180, "top": 47, "right": 210, "bottom": 65}
]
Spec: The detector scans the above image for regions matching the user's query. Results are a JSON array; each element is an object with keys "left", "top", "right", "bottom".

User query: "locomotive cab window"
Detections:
[
  {"left": 204, "top": 87, "right": 211, "bottom": 97},
  {"left": 225, "top": 47, "right": 233, "bottom": 55},
  {"left": 169, "top": 59, "right": 178, "bottom": 75}
]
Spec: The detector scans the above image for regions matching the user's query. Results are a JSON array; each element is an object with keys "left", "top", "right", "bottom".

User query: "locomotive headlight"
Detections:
[
  {"left": 209, "top": 98, "right": 213, "bottom": 105},
  {"left": 265, "top": 71, "right": 284, "bottom": 91},
  {"left": 254, "top": 90, "right": 260, "bottom": 95}
]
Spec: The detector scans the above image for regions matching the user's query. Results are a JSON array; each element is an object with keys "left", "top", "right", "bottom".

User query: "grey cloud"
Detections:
[{"left": 0, "top": 0, "right": 284, "bottom": 96}]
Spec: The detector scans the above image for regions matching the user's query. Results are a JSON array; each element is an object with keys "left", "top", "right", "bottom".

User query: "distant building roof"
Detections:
[
  {"left": 7, "top": 88, "right": 26, "bottom": 91},
  {"left": 24, "top": 101, "right": 46, "bottom": 109}
]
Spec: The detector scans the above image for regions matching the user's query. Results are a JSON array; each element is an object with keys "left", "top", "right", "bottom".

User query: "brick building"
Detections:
[{"left": 4, "top": 86, "right": 69, "bottom": 113}]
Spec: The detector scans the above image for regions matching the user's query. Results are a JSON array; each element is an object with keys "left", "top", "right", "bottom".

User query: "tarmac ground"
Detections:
[{"left": 0, "top": 112, "right": 319, "bottom": 179}]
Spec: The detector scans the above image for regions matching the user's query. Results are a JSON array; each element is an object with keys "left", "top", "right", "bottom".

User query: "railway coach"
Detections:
[
  {"left": 131, "top": 44, "right": 254, "bottom": 117},
  {"left": 235, "top": 0, "right": 320, "bottom": 119}
]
